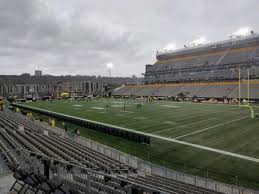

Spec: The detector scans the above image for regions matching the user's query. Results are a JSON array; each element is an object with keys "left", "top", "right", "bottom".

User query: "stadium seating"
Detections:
[
  {"left": 229, "top": 83, "right": 259, "bottom": 99},
  {"left": 112, "top": 81, "right": 259, "bottom": 100},
  {"left": 174, "top": 84, "right": 206, "bottom": 98},
  {"left": 145, "top": 35, "right": 259, "bottom": 83},
  {"left": 0, "top": 111, "right": 227, "bottom": 193},
  {"left": 113, "top": 85, "right": 132, "bottom": 96},
  {"left": 0, "top": 112, "right": 132, "bottom": 173},
  {"left": 194, "top": 84, "right": 238, "bottom": 98}
]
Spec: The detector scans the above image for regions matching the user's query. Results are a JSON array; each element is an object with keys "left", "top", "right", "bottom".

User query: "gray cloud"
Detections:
[{"left": 0, "top": 0, "right": 259, "bottom": 76}]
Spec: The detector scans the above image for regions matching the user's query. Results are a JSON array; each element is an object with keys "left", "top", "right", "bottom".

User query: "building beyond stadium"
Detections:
[
  {"left": 0, "top": 75, "right": 142, "bottom": 98},
  {"left": 113, "top": 34, "right": 259, "bottom": 100}
]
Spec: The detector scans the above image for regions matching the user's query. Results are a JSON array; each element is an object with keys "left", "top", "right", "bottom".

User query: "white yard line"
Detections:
[
  {"left": 164, "top": 138, "right": 259, "bottom": 163},
  {"left": 130, "top": 130, "right": 259, "bottom": 163},
  {"left": 173, "top": 116, "right": 249, "bottom": 140},
  {"left": 154, "top": 110, "right": 248, "bottom": 135},
  {"left": 160, "top": 105, "right": 181, "bottom": 108},
  {"left": 133, "top": 117, "right": 147, "bottom": 120},
  {"left": 91, "top": 107, "right": 106, "bottom": 110},
  {"left": 120, "top": 110, "right": 134, "bottom": 113},
  {"left": 154, "top": 117, "right": 218, "bottom": 134}
]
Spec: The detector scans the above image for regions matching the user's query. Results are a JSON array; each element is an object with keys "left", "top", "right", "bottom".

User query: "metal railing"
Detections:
[
  {"left": 6, "top": 111, "right": 259, "bottom": 194},
  {"left": 0, "top": 148, "right": 168, "bottom": 194},
  {"left": 39, "top": 121, "right": 259, "bottom": 194}
]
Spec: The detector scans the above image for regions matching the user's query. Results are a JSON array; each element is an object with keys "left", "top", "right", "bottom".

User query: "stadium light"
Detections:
[
  {"left": 106, "top": 62, "right": 114, "bottom": 69},
  {"left": 106, "top": 62, "right": 114, "bottom": 77},
  {"left": 190, "top": 37, "right": 207, "bottom": 47},
  {"left": 228, "top": 27, "right": 252, "bottom": 38},
  {"left": 162, "top": 43, "right": 176, "bottom": 51}
]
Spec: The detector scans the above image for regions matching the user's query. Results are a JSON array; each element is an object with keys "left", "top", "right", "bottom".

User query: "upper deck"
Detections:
[{"left": 156, "top": 34, "right": 259, "bottom": 61}]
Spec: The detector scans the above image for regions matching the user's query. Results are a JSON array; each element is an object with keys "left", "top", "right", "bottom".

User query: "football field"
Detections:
[{"left": 24, "top": 98, "right": 259, "bottom": 188}]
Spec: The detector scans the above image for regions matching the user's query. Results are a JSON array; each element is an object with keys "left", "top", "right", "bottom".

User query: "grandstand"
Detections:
[
  {"left": 0, "top": 110, "right": 238, "bottom": 194},
  {"left": 113, "top": 81, "right": 259, "bottom": 100},
  {"left": 113, "top": 34, "right": 259, "bottom": 100}
]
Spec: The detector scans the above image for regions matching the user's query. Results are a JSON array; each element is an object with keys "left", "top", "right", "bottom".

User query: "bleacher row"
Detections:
[
  {"left": 0, "top": 112, "right": 131, "bottom": 173},
  {"left": 145, "top": 45, "right": 259, "bottom": 83},
  {"left": 0, "top": 111, "right": 225, "bottom": 193},
  {"left": 113, "top": 82, "right": 259, "bottom": 99}
]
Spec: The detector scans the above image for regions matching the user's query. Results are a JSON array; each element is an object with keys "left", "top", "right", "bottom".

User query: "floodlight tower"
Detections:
[
  {"left": 105, "top": 63, "right": 114, "bottom": 97},
  {"left": 106, "top": 63, "right": 114, "bottom": 77}
]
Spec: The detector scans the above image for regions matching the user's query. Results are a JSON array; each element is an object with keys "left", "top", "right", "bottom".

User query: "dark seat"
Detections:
[
  {"left": 34, "top": 173, "right": 47, "bottom": 184},
  {"left": 23, "top": 174, "right": 42, "bottom": 193},
  {"left": 39, "top": 179, "right": 63, "bottom": 194},
  {"left": 53, "top": 185, "right": 70, "bottom": 194},
  {"left": 8, "top": 163, "right": 32, "bottom": 193},
  {"left": 69, "top": 188, "right": 82, "bottom": 194}
]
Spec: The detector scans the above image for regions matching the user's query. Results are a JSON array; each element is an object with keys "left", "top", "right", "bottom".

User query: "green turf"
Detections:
[{"left": 23, "top": 98, "right": 259, "bottom": 189}]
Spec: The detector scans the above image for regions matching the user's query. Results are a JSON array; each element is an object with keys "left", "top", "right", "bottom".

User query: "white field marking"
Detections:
[
  {"left": 120, "top": 110, "right": 134, "bottom": 113},
  {"left": 111, "top": 104, "right": 132, "bottom": 107},
  {"left": 154, "top": 117, "right": 219, "bottom": 134},
  {"left": 121, "top": 110, "right": 224, "bottom": 130},
  {"left": 99, "top": 112, "right": 107, "bottom": 114},
  {"left": 174, "top": 116, "right": 249, "bottom": 140},
  {"left": 108, "top": 119, "right": 259, "bottom": 163},
  {"left": 128, "top": 109, "right": 249, "bottom": 132},
  {"left": 164, "top": 121, "right": 176, "bottom": 125},
  {"left": 159, "top": 137, "right": 259, "bottom": 163},
  {"left": 113, "top": 102, "right": 123, "bottom": 104},
  {"left": 152, "top": 100, "right": 247, "bottom": 108},
  {"left": 153, "top": 109, "right": 249, "bottom": 135},
  {"left": 91, "top": 107, "right": 106, "bottom": 110},
  {"left": 72, "top": 104, "right": 83, "bottom": 107},
  {"left": 133, "top": 117, "right": 147, "bottom": 120},
  {"left": 161, "top": 105, "right": 180, "bottom": 108},
  {"left": 16, "top": 103, "right": 259, "bottom": 163},
  {"left": 116, "top": 114, "right": 124, "bottom": 116}
]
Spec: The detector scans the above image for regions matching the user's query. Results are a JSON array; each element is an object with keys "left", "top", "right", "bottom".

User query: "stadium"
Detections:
[
  {"left": 1, "top": 1, "right": 259, "bottom": 193},
  {"left": 114, "top": 33, "right": 259, "bottom": 100},
  {"left": 0, "top": 32, "right": 259, "bottom": 194}
]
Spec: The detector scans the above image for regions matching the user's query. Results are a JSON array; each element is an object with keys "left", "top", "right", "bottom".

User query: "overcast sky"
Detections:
[{"left": 0, "top": 0, "right": 259, "bottom": 77}]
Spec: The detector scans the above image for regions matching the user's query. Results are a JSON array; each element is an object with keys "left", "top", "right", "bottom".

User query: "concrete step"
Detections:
[{"left": 0, "top": 172, "right": 14, "bottom": 194}]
